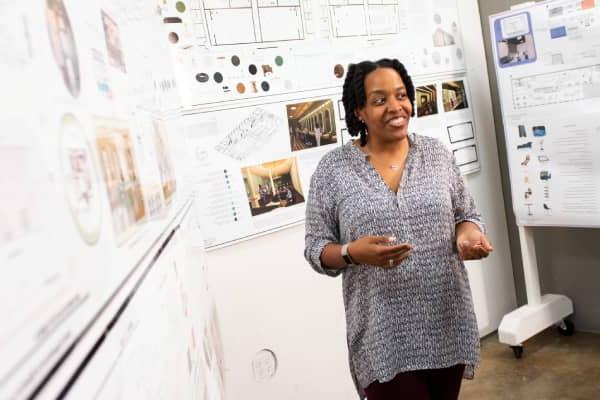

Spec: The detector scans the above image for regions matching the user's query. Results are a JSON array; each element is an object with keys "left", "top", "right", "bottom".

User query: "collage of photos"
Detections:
[
  {"left": 241, "top": 157, "right": 305, "bottom": 216},
  {"left": 286, "top": 99, "right": 337, "bottom": 152},
  {"left": 96, "top": 120, "right": 146, "bottom": 244},
  {"left": 416, "top": 79, "right": 470, "bottom": 118}
]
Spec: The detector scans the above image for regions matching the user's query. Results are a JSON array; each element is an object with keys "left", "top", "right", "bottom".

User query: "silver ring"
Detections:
[{"left": 388, "top": 259, "right": 394, "bottom": 267}]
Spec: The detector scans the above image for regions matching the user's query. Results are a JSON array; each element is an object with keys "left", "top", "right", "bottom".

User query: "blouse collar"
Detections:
[{"left": 346, "top": 132, "right": 417, "bottom": 160}]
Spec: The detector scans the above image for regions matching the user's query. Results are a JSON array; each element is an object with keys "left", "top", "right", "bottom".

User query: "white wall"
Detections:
[{"left": 206, "top": 1, "right": 517, "bottom": 398}]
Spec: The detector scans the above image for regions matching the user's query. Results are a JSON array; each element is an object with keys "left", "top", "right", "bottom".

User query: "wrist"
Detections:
[{"left": 341, "top": 242, "right": 358, "bottom": 265}]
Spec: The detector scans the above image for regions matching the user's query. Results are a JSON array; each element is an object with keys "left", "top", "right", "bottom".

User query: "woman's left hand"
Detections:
[{"left": 456, "top": 222, "right": 493, "bottom": 260}]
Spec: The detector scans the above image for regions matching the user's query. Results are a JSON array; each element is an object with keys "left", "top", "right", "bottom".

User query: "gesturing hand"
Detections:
[
  {"left": 348, "top": 236, "right": 413, "bottom": 268},
  {"left": 456, "top": 223, "right": 493, "bottom": 260}
]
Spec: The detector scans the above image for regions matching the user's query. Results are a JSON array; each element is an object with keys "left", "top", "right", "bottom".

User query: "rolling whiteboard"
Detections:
[
  {"left": 162, "top": 0, "right": 485, "bottom": 248},
  {"left": 0, "top": 1, "right": 223, "bottom": 399},
  {"left": 489, "top": 0, "right": 600, "bottom": 227}
]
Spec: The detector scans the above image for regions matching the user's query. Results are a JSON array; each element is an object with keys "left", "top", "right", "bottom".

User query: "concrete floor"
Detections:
[{"left": 460, "top": 328, "right": 600, "bottom": 400}]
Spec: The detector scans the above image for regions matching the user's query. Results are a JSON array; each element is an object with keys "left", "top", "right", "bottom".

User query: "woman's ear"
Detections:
[{"left": 354, "top": 110, "right": 364, "bottom": 124}]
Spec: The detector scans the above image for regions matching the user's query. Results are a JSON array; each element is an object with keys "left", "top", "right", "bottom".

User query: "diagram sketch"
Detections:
[
  {"left": 368, "top": 5, "right": 399, "bottom": 36},
  {"left": 330, "top": 4, "right": 367, "bottom": 37},
  {"left": 201, "top": 0, "right": 305, "bottom": 46},
  {"left": 214, "top": 108, "right": 281, "bottom": 161}
]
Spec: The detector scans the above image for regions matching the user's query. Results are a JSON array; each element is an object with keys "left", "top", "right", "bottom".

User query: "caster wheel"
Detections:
[
  {"left": 510, "top": 345, "right": 523, "bottom": 359},
  {"left": 557, "top": 319, "right": 575, "bottom": 336}
]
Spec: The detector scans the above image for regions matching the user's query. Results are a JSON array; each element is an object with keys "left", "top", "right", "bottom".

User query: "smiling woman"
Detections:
[{"left": 304, "top": 58, "right": 493, "bottom": 400}]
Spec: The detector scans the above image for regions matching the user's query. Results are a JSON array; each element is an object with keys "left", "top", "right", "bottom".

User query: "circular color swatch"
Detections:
[
  {"left": 168, "top": 32, "right": 179, "bottom": 43},
  {"left": 248, "top": 64, "right": 257, "bottom": 75},
  {"left": 261, "top": 81, "right": 270, "bottom": 92},
  {"left": 213, "top": 72, "right": 224, "bottom": 83},
  {"left": 236, "top": 83, "right": 245, "bottom": 94},
  {"left": 231, "top": 55, "right": 240, "bottom": 66},
  {"left": 196, "top": 73, "right": 209, "bottom": 82},
  {"left": 334, "top": 64, "right": 344, "bottom": 78},
  {"left": 176, "top": 1, "right": 186, "bottom": 12},
  {"left": 59, "top": 113, "right": 102, "bottom": 245},
  {"left": 275, "top": 56, "right": 284, "bottom": 66}
]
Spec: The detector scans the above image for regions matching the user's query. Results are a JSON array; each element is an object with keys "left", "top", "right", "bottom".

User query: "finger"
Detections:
[
  {"left": 378, "top": 250, "right": 411, "bottom": 265},
  {"left": 379, "top": 246, "right": 413, "bottom": 258},
  {"left": 462, "top": 247, "right": 489, "bottom": 260},
  {"left": 476, "top": 247, "right": 491, "bottom": 258},
  {"left": 368, "top": 235, "right": 396, "bottom": 245},
  {"left": 458, "top": 247, "right": 476, "bottom": 260},
  {"left": 479, "top": 235, "right": 494, "bottom": 252},
  {"left": 396, "top": 251, "right": 412, "bottom": 263}
]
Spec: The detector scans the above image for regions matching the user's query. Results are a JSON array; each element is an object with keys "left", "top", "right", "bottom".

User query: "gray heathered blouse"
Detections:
[{"left": 304, "top": 133, "right": 482, "bottom": 398}]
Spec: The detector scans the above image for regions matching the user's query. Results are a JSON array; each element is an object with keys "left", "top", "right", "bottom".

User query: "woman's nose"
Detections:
[{"left": 387, "top": 97, "right": 403, "bottom": 112}]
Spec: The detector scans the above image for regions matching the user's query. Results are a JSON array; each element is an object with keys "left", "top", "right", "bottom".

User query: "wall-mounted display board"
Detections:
[
  {"left": 489, "top": 0, "right": 600, "bottom": 227},
  {"left": 160, "top": 0, "right": 484, "bottom": 248},
  {"left": 0, "top": 1, "right": 212, "bottom": 399}
]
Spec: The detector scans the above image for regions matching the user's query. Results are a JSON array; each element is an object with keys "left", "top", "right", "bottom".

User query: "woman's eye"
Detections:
[
  {"left": 373, "top": 98, "right": 384, "bottom": 105},
  {"left": 397, "top": 93, "right": 406, "bottom": 99}
]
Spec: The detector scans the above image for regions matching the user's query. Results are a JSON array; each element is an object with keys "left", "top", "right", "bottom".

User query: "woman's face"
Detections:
[{"left": 355, "top": 67, "right": 412, "bottom": 143}]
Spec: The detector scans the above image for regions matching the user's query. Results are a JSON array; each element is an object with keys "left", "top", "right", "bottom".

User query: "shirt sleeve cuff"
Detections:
[
  {"left": 457, "top": 218, "right": 486, "bottom": 234},
  {"left": 308, "top": 239, "right": 344, "bottom": 277}
]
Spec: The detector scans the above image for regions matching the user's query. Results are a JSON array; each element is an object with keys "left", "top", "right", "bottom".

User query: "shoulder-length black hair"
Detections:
[{"left": 341, "top": 58, "right": 415, "bottom": 146}]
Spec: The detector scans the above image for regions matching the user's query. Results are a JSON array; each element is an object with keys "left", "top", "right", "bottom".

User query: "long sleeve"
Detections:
[
  {"left": 449, "top": 153, "right": 486, "bottom": 233},
  {"left": 304, "top": 168, "right": 343, "bottom": 277}
]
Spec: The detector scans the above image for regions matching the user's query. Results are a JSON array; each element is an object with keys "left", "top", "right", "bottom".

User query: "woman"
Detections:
[
  {"left": 304, "top": 58, "right": 493, "bottom": 400},
  {"left": 314, "top": 122, "right": 322, "bottom": 147}
]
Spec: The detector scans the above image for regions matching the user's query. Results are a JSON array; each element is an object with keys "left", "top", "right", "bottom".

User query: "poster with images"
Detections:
[
  {"left": 96, "top": 119, "right": 146, "bottom": 244},
  {"left": 411, "top": 76, "right": 481, "bottom": 175},
  {"left": 490, "top": 2, "right": 600, "bottom": 227},
  {"left": 183, "top": 90, "right": 342, "bottom": 248}
]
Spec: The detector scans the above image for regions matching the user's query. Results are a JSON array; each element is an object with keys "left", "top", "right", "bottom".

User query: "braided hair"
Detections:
[{"left": 342, "top": 58, "right": 415, "bottom": 146}]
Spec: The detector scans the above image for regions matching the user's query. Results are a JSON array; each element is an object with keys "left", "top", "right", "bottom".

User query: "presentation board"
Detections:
[
  {"left": 489, "top": 0, "right": 600, "bottom": 227},
  {"left": 163, "top": 0, "right": 485, "bottom": 248},
  {"left": 63, "top": 225, "right": 225, "bottom": 400},
  {"left": 0, "top": 1, "right": 214, "bottom": 398}
]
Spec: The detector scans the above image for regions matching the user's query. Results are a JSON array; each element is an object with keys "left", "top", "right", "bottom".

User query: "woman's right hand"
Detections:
[{"left": 348, "top": 236, "right": 413, "bottom": 268}]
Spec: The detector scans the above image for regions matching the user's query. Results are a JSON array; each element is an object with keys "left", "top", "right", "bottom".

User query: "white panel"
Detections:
[
  {"left": 331, "top": 5, "right": 367, "bottom": 37},
  {"left": 207, "top": 9, "right": 257, "bottom": 45},
  {"left": 259, "top": 7, "right": 303, "bottom": 42}
]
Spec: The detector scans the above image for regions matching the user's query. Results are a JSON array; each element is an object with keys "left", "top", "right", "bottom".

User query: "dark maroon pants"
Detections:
[{"left": 364, "top": 364, "right": 466, "bottom": 400}]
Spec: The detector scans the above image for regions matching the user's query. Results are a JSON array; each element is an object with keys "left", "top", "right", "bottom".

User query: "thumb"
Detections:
[{"left": 480, "top": 235, "right": 494, "bottom": 251}]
